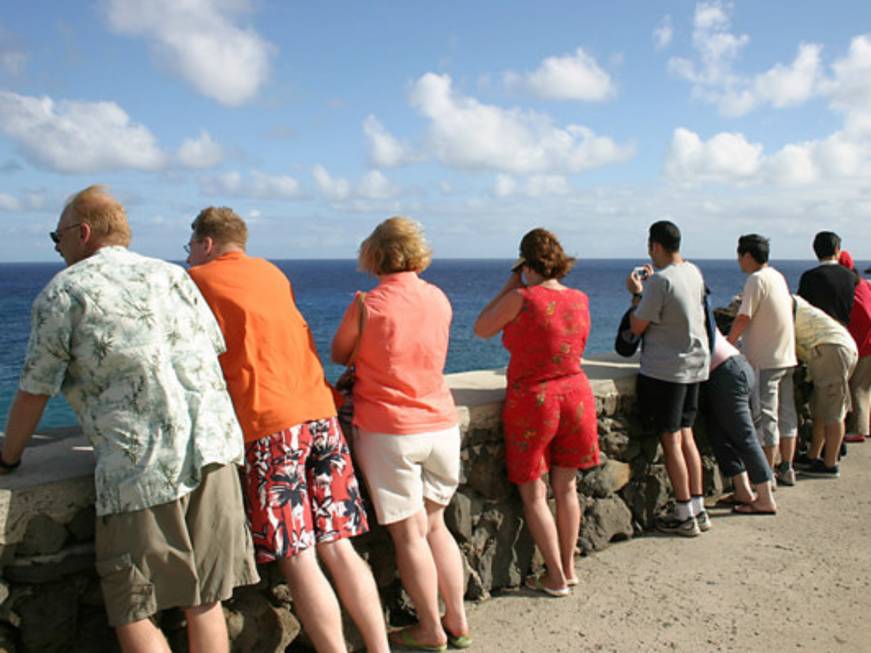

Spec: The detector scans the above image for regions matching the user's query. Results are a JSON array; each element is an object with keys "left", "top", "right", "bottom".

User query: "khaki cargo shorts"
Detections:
[
  {"left": 807, "top": 343, "right": 859, "bottom": 425},
  {"left": 95, "top": 463, "right": 260, "bottom": 627}
]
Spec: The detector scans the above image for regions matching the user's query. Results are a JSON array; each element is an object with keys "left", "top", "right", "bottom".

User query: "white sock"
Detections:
[
  {"left": 675, "top": 500, "right": 692, "bottom": 521},
  {"left": 691, "top": 495, "right": 704, "bottom": 515}
]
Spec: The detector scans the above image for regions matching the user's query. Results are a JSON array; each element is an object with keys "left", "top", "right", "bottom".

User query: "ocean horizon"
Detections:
[{"left": 2, "top": 257, "right": 867, "bottom": 430}]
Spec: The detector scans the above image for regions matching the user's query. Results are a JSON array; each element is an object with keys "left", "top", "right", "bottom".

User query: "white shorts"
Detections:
[{"left": 353, "top": 425, "right": 461, "bottom": 525}]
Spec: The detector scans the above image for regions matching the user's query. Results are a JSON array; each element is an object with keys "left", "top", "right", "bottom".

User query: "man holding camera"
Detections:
[{"left": 626, "top": 221, "right": 710, "bottom": 537}]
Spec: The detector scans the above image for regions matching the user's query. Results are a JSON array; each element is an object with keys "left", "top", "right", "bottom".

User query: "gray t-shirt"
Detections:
[{"left": 635, "top": 261, "right": 710, "bottom": 383}]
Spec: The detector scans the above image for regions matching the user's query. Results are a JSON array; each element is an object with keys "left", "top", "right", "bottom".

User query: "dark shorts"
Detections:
[
  {"left": 637, "top": 374, "right": 700, "bottom": 435},
  {"left": 242, "top": 416, "right": 368, "bottom": 563}
]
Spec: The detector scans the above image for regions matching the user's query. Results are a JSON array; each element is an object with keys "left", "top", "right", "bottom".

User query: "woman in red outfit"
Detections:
[{"left": 474, "top": 228, "right": 600, "bottom": 597}]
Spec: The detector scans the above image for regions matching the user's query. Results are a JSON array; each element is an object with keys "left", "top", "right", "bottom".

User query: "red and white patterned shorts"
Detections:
[{"left": 242, "top": 416, "right": 368, "bottom": 562}]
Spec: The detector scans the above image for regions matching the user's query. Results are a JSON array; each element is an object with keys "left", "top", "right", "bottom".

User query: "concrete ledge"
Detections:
[{"left": 0, "top": 435, "right": 94, "bottom": 547}]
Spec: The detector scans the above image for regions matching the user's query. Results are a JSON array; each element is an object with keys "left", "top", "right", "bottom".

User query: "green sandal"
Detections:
[{"left": 388, "top": 627, "right": 448, "bottom": 652}]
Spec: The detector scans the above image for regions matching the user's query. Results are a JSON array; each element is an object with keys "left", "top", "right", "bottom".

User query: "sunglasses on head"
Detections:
[{"left": 49, "top": 223, "right": 81, "bottom": 244}]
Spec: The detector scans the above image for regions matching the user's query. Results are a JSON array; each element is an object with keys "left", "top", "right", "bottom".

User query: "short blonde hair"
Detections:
[
  {"left": 64, "top": 185, "right": 131, "bottom": 247},
  {"left": 191, "top": 207, "right": 248, "bottom": 248},
  {"left": 358, "top": 216, "right": 432, "bottom": 275}
]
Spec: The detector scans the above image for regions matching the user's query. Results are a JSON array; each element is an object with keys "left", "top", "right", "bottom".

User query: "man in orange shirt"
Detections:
[{"left": 186, "top": 207, "right": 388, "bottom": 653}]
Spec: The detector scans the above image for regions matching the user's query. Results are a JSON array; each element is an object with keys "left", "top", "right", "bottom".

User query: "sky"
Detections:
[{"left": 0, "top": 0, "right": 870, "bottom": 262}]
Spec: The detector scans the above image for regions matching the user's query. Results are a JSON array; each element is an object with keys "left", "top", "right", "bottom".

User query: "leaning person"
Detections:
[
  {"left": 793, "top": 295, "right": 858, "bottom": 477},
  {"left": 475, "top": 228, "right": 600, "bottom": 596},
  {"left": 625, "top": 221, "right": 710, "bottom": 536},
  {"left": 186, "top": 208, "right": 388, "bottom": 653},
  {"left": 332, "top": 217, "right": 470, "bottom": 651},
  {"left": 838, "top": 251, "right": 870, "bottom": 443},
  {"left": 1, "top": 186, "right": 258, "bottom": 653},
  {"left": 727, "top": 234, "right": 798, "bottom": 486},
  {"left": 705, "top": 329, "right": 777, "bottom": 515}
]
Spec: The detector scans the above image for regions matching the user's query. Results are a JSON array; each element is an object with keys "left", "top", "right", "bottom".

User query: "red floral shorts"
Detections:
[
  {"left": 242, "top": 416, "right": 368, "bottom": 562},
  {"left": 502, "top": 376, "right": 600, "bottom": 484}
]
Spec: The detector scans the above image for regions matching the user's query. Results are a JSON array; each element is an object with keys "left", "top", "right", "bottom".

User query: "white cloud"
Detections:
[
  {"left": 653, "top": 16, "right": 673, "bottom": 51},
  {"left": 408, "top": 73, "right": 633, "bottom": 174},
  {"left": 313, "top": 164, "right": 350, "bottom": 201},
  {"left": 665, "top": 127, "right": 870, "bottom": 186},
  {"left": 503, "top": 48, "right": 616, "bottom": 101},
  {"left": 177, "top": 130, "right": 224, "bottom": 168},
  {"left": 493, "top": 174, "right": 571, "bottom": 198},
  {"left": 363, "top": 115, "right": 419, "bottom": 167},
  {"left": 668, "top": 2, "right": 823, "bottom": 116},
  {"left": 0, "top": 190, "right": 47, "bottom": 212},
  {"left": 313, "top": 165, "right": 399, "bottom": 201},
  {"left": 201, "top": 170, "right": 301, "bottom": 199},
  {"left": 826, "top": 34, "right": 871, "bottom": 116},
  {"left": 0, "top": 91, "right": 166, "bottom": 173},
  {"left": 665, "top": 128, "right": 762, "bottom": 183},
  {"left": 104, "top": 0, "right": 273, "bottom": 106}
]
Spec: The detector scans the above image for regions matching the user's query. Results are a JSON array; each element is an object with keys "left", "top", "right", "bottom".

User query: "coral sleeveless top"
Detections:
[{"left": 353, "top": 272, "right": 458, "bottom": 434}]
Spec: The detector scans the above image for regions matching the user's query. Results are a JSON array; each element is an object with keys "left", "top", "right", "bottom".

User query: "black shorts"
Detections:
[{"left": 636, "top": 374, "right": 700, "bottom": 435}]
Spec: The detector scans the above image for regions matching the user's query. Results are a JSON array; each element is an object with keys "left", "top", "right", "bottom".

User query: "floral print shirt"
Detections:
[{"left": 19, "top": 247, "right": 244, "bottom": 516}]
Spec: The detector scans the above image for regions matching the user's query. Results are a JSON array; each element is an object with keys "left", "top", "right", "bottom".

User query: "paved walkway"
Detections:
[{"left": 463, "top": 442, "right": 870, "bottom": 652}]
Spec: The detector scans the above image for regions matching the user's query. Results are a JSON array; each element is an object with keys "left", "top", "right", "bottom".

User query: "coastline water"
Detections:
[{"left": 1, "top": 257, "right": 861, "bottom": 430}]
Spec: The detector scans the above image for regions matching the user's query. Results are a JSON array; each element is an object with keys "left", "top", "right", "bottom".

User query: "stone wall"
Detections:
[{"left": 0, "top": 355, "right": 716, "bottom": 652}]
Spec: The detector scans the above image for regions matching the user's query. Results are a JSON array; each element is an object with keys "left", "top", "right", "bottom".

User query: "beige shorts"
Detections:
[
  {"left": 353, "top": 425, "right": 461, "bottom": 525},
  {"left": 807, "top": 344, "right": 858, "bottom": 425},
  {"left": 95, "top": 463, "right": 260, "bottom": 627}
]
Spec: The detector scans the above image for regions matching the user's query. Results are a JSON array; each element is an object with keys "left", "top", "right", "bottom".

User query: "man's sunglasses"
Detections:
[{"left": 49, "top": 223, "right": 81, "bottom": 244}]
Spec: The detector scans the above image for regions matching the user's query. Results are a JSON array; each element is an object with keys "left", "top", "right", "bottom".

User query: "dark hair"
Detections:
[
  {"left": 737, "top": 234, "right": 770, "bottom": 264},
  {"left": 519, "top": 228, "right": 575, "bottom": 279},
  {"left": 648, "top": 221, "right": 681, "bottom": 253},
  {"left": 812, "top": 231, "right": 840, "bottom": 259}
]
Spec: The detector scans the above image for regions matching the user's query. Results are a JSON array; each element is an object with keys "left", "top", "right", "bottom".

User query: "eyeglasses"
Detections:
[
  {"left": 49, "top": 223, "right": 81, "bottom": 244},
  {"left": 183, "top": 243, "right": 192, "bottom": 254}
]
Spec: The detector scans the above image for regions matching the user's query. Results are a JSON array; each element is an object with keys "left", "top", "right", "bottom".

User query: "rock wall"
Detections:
[{"left": 0, "top": 356, "right": 724, "bottom": 652}]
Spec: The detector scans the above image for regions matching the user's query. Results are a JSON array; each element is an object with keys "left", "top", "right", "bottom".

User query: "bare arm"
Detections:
[
  {"left": 331, "top": 295, "right": 362, "bottom": 365},
  {"left": 1, "top": 390, "right": 49, "bottom": 472},
  {"left": 474, "top": 272, "right": 525, "bottom": 338},
  {"left": 629, "top": 313, "right": 650, "bottom": 337},
  {"left": 727, "top": 313, "right": 751, "bottom": 345}
]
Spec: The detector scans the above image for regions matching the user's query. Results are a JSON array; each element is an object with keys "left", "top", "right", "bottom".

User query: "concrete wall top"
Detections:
[{"left": 0, "top": 355, "right": 639, "bottom": 547}]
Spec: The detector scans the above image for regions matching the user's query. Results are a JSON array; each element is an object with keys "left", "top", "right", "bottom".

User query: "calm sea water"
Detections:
[{"left": 2, "top": 257, "right": 859, "bottom": 429}]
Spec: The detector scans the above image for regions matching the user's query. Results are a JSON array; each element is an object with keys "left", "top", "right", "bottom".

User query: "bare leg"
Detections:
[
  {"left": 729, "top": 472, "right": 756, "bottom": 504},
  {"left": 680, "top": 428, "right": 703, "bottom": 496},
  {"left": 762, "top": 444, "right": 777, "bottom": 469},
  {"left": 184, "top": 602, "right": 228, "bottom": 653},
  {"left": 115, "top": 618, "right": 172, "bottom": 653},
  {"left": 660, "top": 431, "right": 690, "bottom": 502},
  {"left": 550, "top": 466, "right": 580, "bottom": 584},
  {"left": 278, "top": 548, "right": 346, "bottom": 653},
  {"left": 808, "top": 421, "right": 825, "bottom": 460},
  {"left": 517, "top": 477, "right": 567, "bottom": 591},
  {"left": 317, "top": 539, "right": 389, "bottom": 653},
  {"left": 749, "top": 481, "right": 777, "bottom": 512},
  {"left": 823, "top": 421, "right": 845, "bottom": 468},
  {"left": 387, "top": 510, "right": 446, "bottom": 648},
  {"left": 779, "top": 437, "right": 796, "bottom": 467},
  {"left": 424, "top": 500, "right": 469, "bottom": 639}
]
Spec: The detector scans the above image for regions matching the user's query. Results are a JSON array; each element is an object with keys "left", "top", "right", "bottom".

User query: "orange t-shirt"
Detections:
[
  {"left": 189, "top": 252, "right": 336, "bottom": 442},
  {"left": 342, "top": 271, "right": 458, "bottom": 434}
]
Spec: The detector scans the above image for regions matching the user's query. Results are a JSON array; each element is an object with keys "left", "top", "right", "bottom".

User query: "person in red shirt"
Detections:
[
  {"left": 187, "top": 207, "right": 388, "bottom": 653},
  {"left": 475, "top": 228, "right": 600, "bottom": 597},
  {"left": 839, "top": 251, "right": 871, "bottom": 441}
]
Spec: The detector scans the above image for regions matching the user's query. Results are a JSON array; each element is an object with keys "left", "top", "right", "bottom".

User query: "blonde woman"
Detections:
[{"left": 332, "top": 217, "right": 470, "bottom": 651}]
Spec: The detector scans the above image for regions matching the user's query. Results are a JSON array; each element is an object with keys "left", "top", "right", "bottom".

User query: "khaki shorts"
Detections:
[
  {"left": 353, "top": 426, "right": 460, "bottom": 525},
  {"left": 807, "top": 344, "right": 858, "bottom": 425},
  {"left": 95, "top": 463, "right": 260, "bottom": 627}
]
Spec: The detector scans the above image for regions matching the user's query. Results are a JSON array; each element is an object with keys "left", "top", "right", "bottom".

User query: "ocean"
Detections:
[{"left": 1, "top": 257, "right": 858, "bottom": 430}]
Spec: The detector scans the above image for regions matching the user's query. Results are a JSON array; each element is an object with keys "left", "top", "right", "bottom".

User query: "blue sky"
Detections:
[{"left": 1, "top": 0, "right": 870, "bottom": 262}]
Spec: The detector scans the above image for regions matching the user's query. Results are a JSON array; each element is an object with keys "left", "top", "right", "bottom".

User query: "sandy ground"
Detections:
[{"left": 461, "top": 442, "right": 871, "bottom": 653}]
